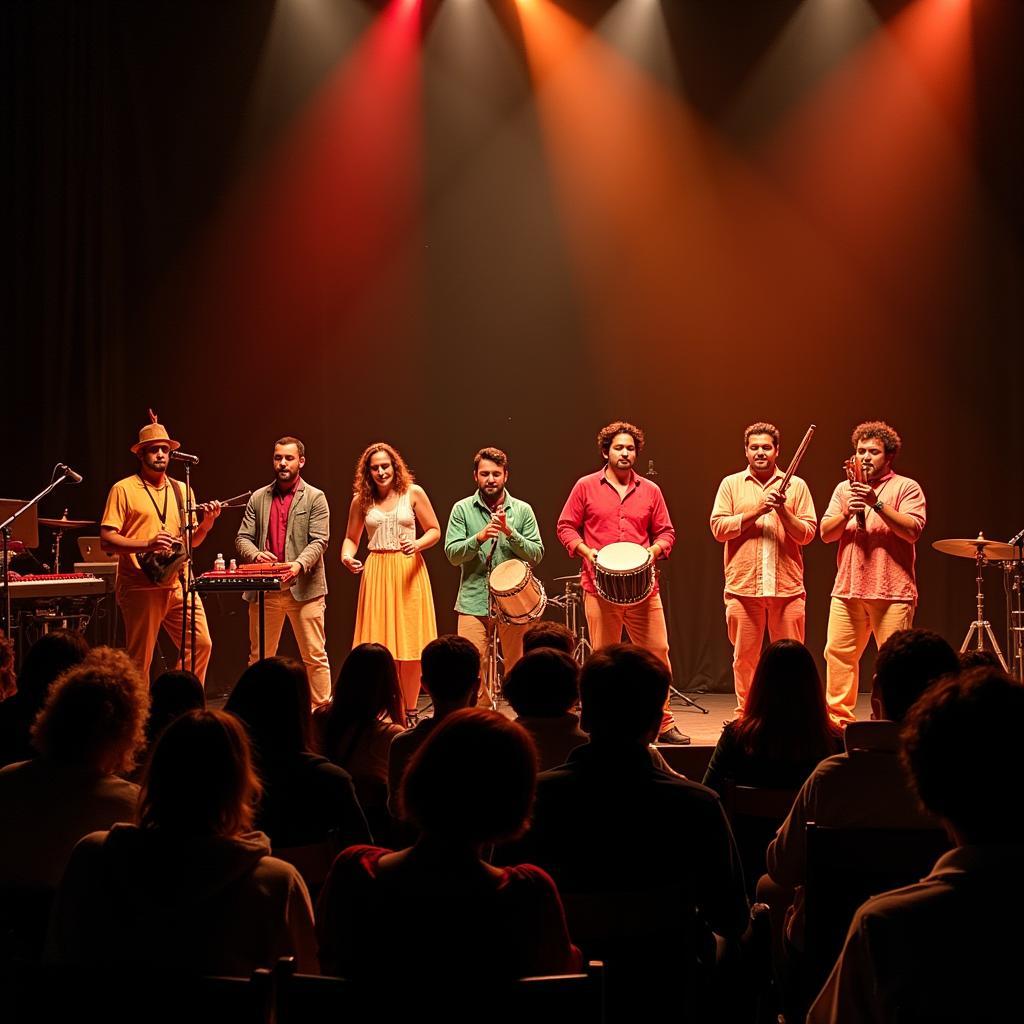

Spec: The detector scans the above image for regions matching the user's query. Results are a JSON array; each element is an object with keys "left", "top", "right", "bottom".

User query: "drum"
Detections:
[
  {"left": 594, "top": 542, "right": 655, "bottom": 606},
  {"left": 489, "top": 558, "right": 547, "bottom": 625}
]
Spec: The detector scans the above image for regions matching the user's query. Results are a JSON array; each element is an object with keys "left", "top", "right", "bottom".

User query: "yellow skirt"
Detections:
[{"left": 353, "top": 550, "right": 438, "bottom": 662}]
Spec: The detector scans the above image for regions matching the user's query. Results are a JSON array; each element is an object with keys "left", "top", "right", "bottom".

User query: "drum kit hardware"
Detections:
[
  {"left": 39, "top": 511, "right": 98, "bottom": 575},
  {"left": 932, "top": 531, "right": 1024, "bottom": 680},
  {"left": 548, "top": 573, "right": 593, "bottom": 666}
]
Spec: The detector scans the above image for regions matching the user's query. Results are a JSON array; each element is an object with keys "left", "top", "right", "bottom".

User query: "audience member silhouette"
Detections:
[
  {"left": 317, "top": 643, "right": 405, "bottom": 812},
  {"left": 317, "top": 708, "right": 579, "bottom": 992},
  {"left": 0, "top": 630, "right": 89, "bottom": 768},
  {"left": 761, "top": 628, "right": 959, "bottom": 954},
  {"left": 703, "top": 640, "right": 841, "bottom": 794},
  {"left": 809, "top": 668, "right": 1024, "bottom": 1022},
  {"left": 500, "top": 643, "right": 748, "bottom": 1018},
  {"left": 45, "top": 709, "right": 318, "bottom": 975},
  {"left": 0, "top": 647, "right": 147, "bottom": 891},
  {"left": 147, "top": 669, "right": 205, "bottom": 746},
  {"left": 387, "top": 635, "right": 480, "bottom": 819},
  {"left": 502, "top": 648, "right": 586, "bottom": 770},
  {"left": 957, "top": 647, "right": 1005, "bottom": 672},
  {"left": 225, "top": 657, "right": 369, "bottom": 851},
  {"left": 521, "top": 620, "right": 576, "bottom": 657}
]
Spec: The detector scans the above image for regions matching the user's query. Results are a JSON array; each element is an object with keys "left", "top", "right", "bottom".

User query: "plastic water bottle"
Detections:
[
  {"left": 228, "top": 558, "right": 238, "bottom": 573},
  {"left": 214, "top": 552, "right": 226, "bottom": 572}
]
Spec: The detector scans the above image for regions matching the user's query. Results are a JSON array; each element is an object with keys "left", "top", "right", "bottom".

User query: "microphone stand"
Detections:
[
  {"left": 178, "top": 459, "right": 197, "bottom": 673},
  {"left": 1, "top": 467, "right": 79, "bottom": 641}
]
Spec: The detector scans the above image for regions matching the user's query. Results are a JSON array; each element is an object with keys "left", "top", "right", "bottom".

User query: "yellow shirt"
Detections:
[{"left": 100, "top": 474, "right": 196, "bottom": 589}]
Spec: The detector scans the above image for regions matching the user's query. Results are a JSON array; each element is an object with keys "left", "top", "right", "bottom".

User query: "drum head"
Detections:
[
  {"left": 489, "top": 558, "right": 529, "bottom": 594},
  {"left": 596, "top": 541, "right": 650, "bottom": 572}
]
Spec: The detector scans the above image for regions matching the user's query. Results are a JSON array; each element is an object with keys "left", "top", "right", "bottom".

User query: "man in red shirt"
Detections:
[{"left": 557, "top": 421, "right": 687, "bottom": 744}]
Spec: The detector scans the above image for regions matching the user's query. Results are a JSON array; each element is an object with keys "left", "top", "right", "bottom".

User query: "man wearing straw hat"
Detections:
[{"left": 100, "top": 411, "right": 221, "bottom": 682}]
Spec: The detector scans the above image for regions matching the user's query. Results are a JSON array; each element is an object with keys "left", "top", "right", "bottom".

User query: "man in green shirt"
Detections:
[{"left": 444, "top": 447, "right": 545, "bottom": 706}]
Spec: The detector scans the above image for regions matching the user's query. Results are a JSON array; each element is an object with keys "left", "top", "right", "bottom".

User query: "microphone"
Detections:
[
  {"left": 170, "top": 451, "right": 200, "bottom": 465},
  {"left": 1009, "top": 526, "right": 1024, "bottom": 548},
  {"left": 58, "top": 464, "right": 83, "bottom": 484}
]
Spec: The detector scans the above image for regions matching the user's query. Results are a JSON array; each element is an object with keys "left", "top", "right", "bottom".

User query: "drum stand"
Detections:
[
  {"left": 484, "top": 590, "right": 504, "bottom": 709},
  {"left": 960, "top": 549, "right": 1009, "bottom": 671},
  {"left": 548, "top": 576, "right": 592, "bottom": 666}
]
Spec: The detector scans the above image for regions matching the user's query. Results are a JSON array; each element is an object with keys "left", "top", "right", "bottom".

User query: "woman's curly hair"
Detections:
[{"left": 352, "top": 442, "right": 415, "bottom": 513}]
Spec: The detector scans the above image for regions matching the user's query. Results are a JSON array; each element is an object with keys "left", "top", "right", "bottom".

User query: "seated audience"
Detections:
[
  {"left": 225, "top": 657, "right": 369, "bottom": 850},
  {"left": 957, "top": 647, "right": 1005, "bottom": 671},
  {"left": 147, "top": 669, "right": 206, "bottom": 746},
  {"left": 0, "top": 630, "right": 89, "bottom": 768},
  {"left": 809, "top": 668, "right": 1024, "bottom": 1022},
  {"left": 387, "top": 635, "right": 480, "bottom": 819},
  {"left": 317, "top": 643, "right": 405, "bottom": 810},
  {"left": 703, "top": 640, "right": 841, "bottom": 794},
  {"left": 0, "top": 647, "right": 146, "bottom": 890},
  {"left": 46, "top": 709, "right": 318, "bottom": 975},
  {"left": 502, "top": 648, "right": 586, "bottom": 770},
  {"left": 317, "top": 708, "right": 580, "bottom": 987},
  {"left": 522, "top": 620, "right": 576, "bottom": 657},
  {"left": 761, "top": 628, "right": 960, "bottom": 952},
  {"left": 500, "top": 643, "right": 748, "bottom": 1013}
]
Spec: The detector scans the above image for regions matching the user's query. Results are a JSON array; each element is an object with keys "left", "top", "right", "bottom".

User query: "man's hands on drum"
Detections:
[{"left": 578, "top": 544, "right": 599, "bottom": 565}]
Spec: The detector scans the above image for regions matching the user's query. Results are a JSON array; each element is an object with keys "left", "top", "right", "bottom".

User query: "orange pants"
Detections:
[
  {"left": 117, "top": 580, "right": 212, "bottom": 682},
  {"left": 457, "top": 613, "right": 527, "bottom": 707},
  {"left": 725, "top": 594, "right": 806, "bottom": 714},
  {"left": 824, "top": 597, "right": 914, "bottom": 724},
  {"left": 585, "top": 591, "right": 674, "bottom": 732}
]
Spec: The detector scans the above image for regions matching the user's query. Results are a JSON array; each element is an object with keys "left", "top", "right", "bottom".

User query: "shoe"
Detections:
[{"left": 657, "top": 726, "right": 691, "bottom": 745}]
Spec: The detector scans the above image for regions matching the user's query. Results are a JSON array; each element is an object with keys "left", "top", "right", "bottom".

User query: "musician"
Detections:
[
  {"left": 710, "top": 423, "right": 817, "bottom": 714},
  {"left": 100, "top": 413, "right": 221, "bottom": 682},
  {"left": 444, "top": 447, "right": 544, "bottom": 706},
  {"left": 821, "top": 421, "right": 926, "bottom": 725},
  {"left": 235, "top": 437, "right": 331, "bottom": 706},
  {"left": 556, "top": 421, "right": 688, "bottom": 744}
]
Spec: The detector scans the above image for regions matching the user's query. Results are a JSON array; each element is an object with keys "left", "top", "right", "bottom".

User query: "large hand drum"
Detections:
[
  {"left": 594, "top": 542, "right": 655, "bottom": 606},
  {"left": 489, "top": 559, "right": 547, "bottom": 624}
]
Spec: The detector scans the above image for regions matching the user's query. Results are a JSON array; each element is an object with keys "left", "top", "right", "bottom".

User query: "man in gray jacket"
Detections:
[{"left": 236, "top": 437, "right": 331, "bottom": 704}]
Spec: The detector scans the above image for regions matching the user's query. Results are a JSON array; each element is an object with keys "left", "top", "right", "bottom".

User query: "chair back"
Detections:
[
  {"left": 273, "top": 956, "right": 605, "bottom": 1024},
  {"left": 802, "top": 823, "right": 951, "bottom": 1004},
  {"left": 720, "top": 783, "right": 799, "bottom": 898}
]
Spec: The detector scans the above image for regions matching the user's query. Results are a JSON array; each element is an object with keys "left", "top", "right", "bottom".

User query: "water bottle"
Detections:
[
  {"left": 228, "top": 558, "right": 238, "bottom": 573},
  {"left": 214, "top": 552, "right": 226, "bottom": 572}
]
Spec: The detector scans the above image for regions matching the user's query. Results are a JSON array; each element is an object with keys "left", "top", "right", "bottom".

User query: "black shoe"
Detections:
[{"left": 657, "top": 726, "right": 691, "bottom": 745}]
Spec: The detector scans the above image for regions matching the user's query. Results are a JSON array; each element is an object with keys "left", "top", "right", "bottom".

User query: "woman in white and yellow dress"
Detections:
[{"left": 342, "top": 443, "right": 439, "bottom": 715}]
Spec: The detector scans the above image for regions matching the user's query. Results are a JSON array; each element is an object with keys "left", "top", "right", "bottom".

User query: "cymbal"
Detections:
[
  {"left": 38, "top": 517, "right": 97, "bottom": 530},
  {"left": 553, "top": 573, "right": 583, "bottom": 582},
  {"left": 932, "top": 536, "right": 1017, "bottom": 561}
]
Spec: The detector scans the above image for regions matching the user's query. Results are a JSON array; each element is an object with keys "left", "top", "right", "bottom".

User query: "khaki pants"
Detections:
[
  {"left": 585, "top": 591, "right": 674, "bottom": 732},
  {"left": 248, "top": 592, "right": 331, "bottom": 705},
  {"left": 117, "top": 580, "right": 212, "bottom": 683},
  {"left": 824, "top": 596, "right": 914, "bottom": 724},
  {"left": 725, "top": 594, "right": 806, "bottom": 714},
  {"left": 458, "top": 613, "right": 527, "bottom": 707}
]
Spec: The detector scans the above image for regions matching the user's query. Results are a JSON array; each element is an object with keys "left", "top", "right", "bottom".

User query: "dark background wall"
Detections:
[{"left": 4, "top": 0, "right": 1022, "bottom": 697}]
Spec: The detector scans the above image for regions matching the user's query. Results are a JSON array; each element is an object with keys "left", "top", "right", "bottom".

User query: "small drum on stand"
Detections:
[
  {"left": 594, "top": 542, "right": 655, "bottom": 606},
  {"left": 488, "top": 558, "right": 547, "bottom": 624}
]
